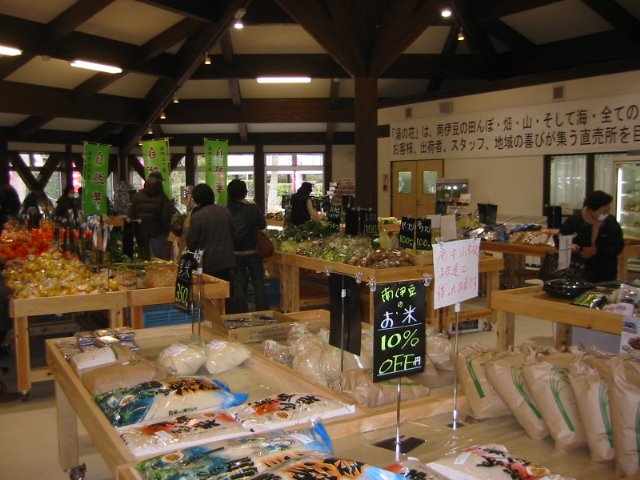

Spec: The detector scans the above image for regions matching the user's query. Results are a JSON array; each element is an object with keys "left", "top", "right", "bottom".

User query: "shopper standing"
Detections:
[
  {"left": 128, "top": 172, "right": 173, "bottom": 259},
  {"left": 0, "top": 184, "right": 21, "bottom": 228},
  {"left": 289, "top": 181, "right": 319, "bottom": 225},
  {"left": 559, "top": 190, "right": 624, "bottom": 283},
  {"left": 20, "top": 182, "right": 53, "bottom": 225},
  {"left": 227, "top": 179, "right": 269, "bottom": 313},
  {"left": 54, "top": 185, "right": 78, "bottom": 221},
  {"left": 186, "top": 183, "right": 235, "bottom": 281}
]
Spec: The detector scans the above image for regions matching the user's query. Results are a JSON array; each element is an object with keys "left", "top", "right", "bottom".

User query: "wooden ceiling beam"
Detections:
[
  {"left": 0, "top": 53, "right": 36, "bottom": 80},
  {"left": 46, "top": 0, "right": 117, "bottom": 41},
  {"left": 12, "top": 116, "right": 52, "bottom": 139},
  {"left": 482, "top": 19, "right": 535, "bottom": 51},
  {"left": 135, "top": 0, "right": 228, "bottom": 22},
  {"left": 89, "top": 122, "right": 124, "bottom": 142},
  {"left": 580, "top": 0, "right": 640, "bottom": 39},
  {"left": 426, "top": 24, "right": 460, "bottom": 94},
  {"left": 8, "top": 151, "right": 38, "bottom": 188},
  {"left": 453, "top": 0, "right": 497, "bottom": 74},
  {"left": 475, "top": 0, "right": 562, "bottom": 21},
  {"left": 140, "top": 18, "right": 204, "bottom": 62}
]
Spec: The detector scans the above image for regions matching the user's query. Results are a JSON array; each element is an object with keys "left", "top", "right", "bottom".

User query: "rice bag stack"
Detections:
[
  {"left": 522, "top": 352, "right": 586, "bottom": 450},
  {"left": 95, "top": 377, "right": 247, "bottom": 427},
  {"left": 135, "top": 422, "right": 334, "bottom": 480},
  {"left": 484, "top": 351, "right": 549, "bottom": 440}
]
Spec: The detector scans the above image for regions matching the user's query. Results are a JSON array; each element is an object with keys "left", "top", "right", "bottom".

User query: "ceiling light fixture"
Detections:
[
  {"left": 160, "top": 112, "right": 166, "bottom": 120},
  {"left": 173, "top": 94, "right": 179, "bottom": 104},
  {"left": 441, "top": 8, "right": 452, "bottom": 18},
  {"left": 0, "top": 45, "right": 22, "bottom": 56},
  {"left": 147, "top": 127, "right": 153, "bottom": 135},
  {"left": 204, "top": 53, "right": 211, "bottom": 65},
  {"left": 70, "top": 59, "right": 122, "bottom": 74},
  {"left": 457, "top": 28, "right": 465, "bottom": 41},
  {"left": 234, "top": 8, "right": 246, "bottom": 29},
  {"left": 256, "top": 76, "right": 311, "bottom": 84}
]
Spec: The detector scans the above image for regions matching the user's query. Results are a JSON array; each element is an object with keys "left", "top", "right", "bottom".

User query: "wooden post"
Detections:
[
  {"left": 354, "top": 76, "right": 378, "bottom": 209},
  {"left": 185, "top": 145, "right": 195, "bottom": 186},
  {"left": 254, "top": 144, "right": 265, "bottom": 213},
  {"left": 0, "top": 136, "right": 9, "bottom": 185}
]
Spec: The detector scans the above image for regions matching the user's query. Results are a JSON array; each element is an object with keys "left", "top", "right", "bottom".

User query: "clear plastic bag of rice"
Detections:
[
  {"left": 263, "top": 339, "right": 293, "bottom": 367},
  {"left": 204, "top": 339, "right": 251, "bottom": 375},
  {"left": 157, "top": 342, "right": 207, "bottom": 376}
]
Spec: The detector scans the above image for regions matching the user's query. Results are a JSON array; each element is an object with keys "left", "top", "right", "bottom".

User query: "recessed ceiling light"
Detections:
[
  {"left": 457, "top": 28, "right": 465, "bottom": 41},
  {"left": 0, "top": 45, "right": 22, "bottom": 56},
  {"left": 233, "top": 19, "right": 244, "bottom": 29},
  {"left": 204, "top": 53, "right": 211, "bottom": 65},
  {"left": 441, "top": 8, "right": 452, "bottom": 18},
  {"left": 70, "top": 59, "right": 122, "bottom": 74},
  {"left": 256, "top": 76, "right": 311, "bottom": 84},
  {"left": 160, "top": 112, "right": 166, "bottom": 120}
]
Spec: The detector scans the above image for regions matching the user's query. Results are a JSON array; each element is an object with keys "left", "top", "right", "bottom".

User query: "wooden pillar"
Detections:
[
  {"left": 324, "top": 144, "right": 333, "bottom": 190},
  {"left": 354, "top": 76, "right": 378, "bottom": 209},
  {"left": 254, "top": 144, "right": 265, "bottom": 213},
  {"left": 185, "top": 145, "right": 195, "bottom": 186},
  {"left": 0, "top": 136, "right": 8, "bottom": 185}
]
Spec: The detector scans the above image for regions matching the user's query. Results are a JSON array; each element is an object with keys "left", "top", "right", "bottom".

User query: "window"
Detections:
[{"left": 265, "top": 153, "right": 323, "bottom": 213}]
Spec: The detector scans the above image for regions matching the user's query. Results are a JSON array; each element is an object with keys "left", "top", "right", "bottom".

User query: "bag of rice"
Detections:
[
  {"left": 233, "top": 392, "right": 355, "bottom": 432},
  {"left": 95, "top": 376, "right": 247, "bottom": 427},
  {"left": 484, "top": 351, "right": 549, "bottom": 440},
  {"left": 135, "top": 422, "right": 333, "bottom": 480},
  {"left": 204, "top": 340, "right": 251, "bottom": 375},
  {"left": 157, "top": 342, "right": 207, "bottom": 376},
  {"left": 82, "top": 358, "right": 166, "bottom": 396}
]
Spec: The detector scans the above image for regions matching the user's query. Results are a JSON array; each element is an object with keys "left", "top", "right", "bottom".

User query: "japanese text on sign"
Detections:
[
  {"left": 390, "top": 93, "right": 640, "bottom": 160},
  {"left": 373, "top": 281, "right": 426, "bottom": 382},
  {"left": 432, "top": 238, "right": 480, "bottom": 309}
]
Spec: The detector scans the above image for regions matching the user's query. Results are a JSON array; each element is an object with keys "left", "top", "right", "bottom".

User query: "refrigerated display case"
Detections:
[
  {"left": 613, "top": 157, "right": 640, "bottom": 239},
  {"left": 435, "top": 178, "right": 469, "bottom": 215}
]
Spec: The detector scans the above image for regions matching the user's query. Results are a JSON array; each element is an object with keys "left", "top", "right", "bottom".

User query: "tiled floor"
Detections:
[{"left": 0, "top": 314, "right": 554, "bottom": 480}]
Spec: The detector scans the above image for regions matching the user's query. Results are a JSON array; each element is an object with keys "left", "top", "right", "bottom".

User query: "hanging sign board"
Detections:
[
  {"left": 141, "top": 138, "right": 172, "bottom": 198},
  {"left": 373, "top": 281, "right": 426, "bottom": 382},
  {"left": 363, "top": 210, "right": 379, "bottom": 237},
  {"left": 175, "top": 250, "right": 197, "bottom": 312},
  {"left": 204, "top": 139, "right": 228, "bottom": 205},
  {"left": 326, "top": 205, "right": 341, "bottom": 233},
  {"left": 82, "top": 142, "right": 110, "bottom": 215},
  {"left": 433, "top": 238, "right": 480, "bottom": 309},
  {"left": 398, "top": 217, "right": 416, "bottom": 249},
  {"left": 416, "top": 218, "right": 432, "bottom": 251}
]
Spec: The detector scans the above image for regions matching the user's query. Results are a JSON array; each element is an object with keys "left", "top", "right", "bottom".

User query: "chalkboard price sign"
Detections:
[
  {"left": 373, "top": 281, "right": 426, "bottom": 382},
  {"left": 326, "top": 205, "right": 341, "bottom": 233},
  {"left": 398, "top": 216, "right": 416, "bottom": 249},
  {"left": 363, "top": 210, "right": 379, "bottom": 238},
  {"left": 415, "top": 218, "right": 432, "bottom": 251},
  {"left": 175, "top": 250, "right": 197, "bottom": 312}
]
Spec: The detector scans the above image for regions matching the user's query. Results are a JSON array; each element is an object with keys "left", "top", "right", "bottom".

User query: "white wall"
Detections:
[
  {"left": 331, "top": 145, "right": 356, "bottom": 183},
  {"left": 377, "top": 70, "right": 640, "bottom": 217}
]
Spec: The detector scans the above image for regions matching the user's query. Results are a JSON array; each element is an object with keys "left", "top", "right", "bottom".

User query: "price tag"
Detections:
[
  {"left": 175, "top": 251, "right": 197, "bottom": 312},
  {"left": 363, "top": 210, "right": 379, "bottom": 238},
  {"left": 416, "top": 218, "right": 432, "bottom": 251},
  {"left": 326, "top": 205, "right": 341, "bottom": 233},
  {"left": 373, "top": 281, "right": 426, "bottom": 382},
  {"left": 399, "top": 216, "right": 416, "bottom": 249}
]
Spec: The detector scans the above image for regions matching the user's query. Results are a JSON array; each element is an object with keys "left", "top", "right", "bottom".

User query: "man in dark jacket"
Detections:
[
  {"left": 128, "top": 173, "right": 173, "bottom": 259},
  {"left": 227, "top": 179, "right": 269, "bottom": 313}
]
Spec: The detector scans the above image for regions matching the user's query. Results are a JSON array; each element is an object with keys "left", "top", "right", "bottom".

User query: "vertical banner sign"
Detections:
[
  {"left": 205, "top": 139, "right": 228, "bottom": 205},
  {"left": 142, "top": 138, "right": 172, "bottom": 198},
  {"left": 175, "top": 250, "right": 197, "bottom": 312},
  {"left": 399, "top": 217, "right": 416, "bottom": 249},
  {"left": 363, "top": 210, "right": 379, "bottom": 237},
  {"left": 416, "top": 218, "right": 433, "bottom": 251},
  {"left": 373, "top": 281, "right": 426, "bottom": 382},
  {"left": 82, "top": 142, "right": 110, "bottom": 215},
  {"left": 326, "top": 205, "right": 341, "bottom": 233},
  {"left": 432, "top": 238, "right": 480, "bottom": 309}
]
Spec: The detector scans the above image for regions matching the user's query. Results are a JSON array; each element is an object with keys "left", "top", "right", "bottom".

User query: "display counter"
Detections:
[{"left": 490, "top": 285, "right": 623, "bottom": 351}]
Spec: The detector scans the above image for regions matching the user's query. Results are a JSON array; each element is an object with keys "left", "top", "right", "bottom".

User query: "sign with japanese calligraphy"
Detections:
[
  {"left": 433, "top": 238, "right": 480, "bottom": 309},
  {"left": 142, "top": 138, "right": 172, "bottom": 198},
  {"left": 416, "top": 218, "right": 432, "bottom": 251},
  {"left": 399, "top": 217, "right": 416, "bottom": 249},
  {"left": 373, "top": 281, "right": 426, "bottom": 382},
  {"left": 175, "top": 250, "right": 197, "bottom": 312},
  {"left": 326, "top": 205, "right": 341, "bottom": 233},
  {"left": 363, "top": 210, "right": 379, "bottom": 237},
  {"left": 390, "top": 93, "right": 640, "bottom": 160},
  {"left": 204, "top": 139, "right": 228, "bottom": 205},
  {"left": 82, "top": 142, "right": 110, "bottom": 215}
]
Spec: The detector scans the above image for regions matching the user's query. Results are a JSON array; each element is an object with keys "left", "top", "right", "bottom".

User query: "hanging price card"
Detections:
[
  {"left": 373, "top": 281, "right": 426, "bottom": 382},
  {"left": 363, "top": 210, "right": 379, "bottom": 238},
  {"left": 416, "top": 218, "right": 432, "bottom": 251},
  {"left": 175, "top": 251, "right": 197, "bottom": 312},
  {"left": 398, "top": 217, "right": 416, "bottom": 249},
  {"left": 326, "top": 205, "right": 341, "bottom": 233}
]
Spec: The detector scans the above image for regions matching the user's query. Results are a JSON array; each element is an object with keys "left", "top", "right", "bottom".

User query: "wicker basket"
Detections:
[
  {"left": 112, "top": 269, "right": 137, "bottom": 288},
  {"left": 143, "top": 263, "right": 178, "bottom": 288}
]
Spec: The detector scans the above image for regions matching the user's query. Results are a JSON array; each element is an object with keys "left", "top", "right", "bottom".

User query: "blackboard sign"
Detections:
[
  {"left": 326, "top": 205, "right": 341, "bottom": 233},
  {"left": 363, "top": 210, "right": 379, "bottom": 238},
  {"left": 373, "top": 281, "right": 426, "bottom": 382},
  {"left": 175, "top": 250, "right": 197, "bottom": 312},
  {"left": 344, "top": 208, "right": 359, "bottom": 236},
  {"left": 399, "top": 216, "right": 416, "bottom": 249},
  {"left": 328, "top": 274, "right": 361, "bottom": 355},
  {"left": 416, "top": 218, "right": 432, "bottom": 251}
]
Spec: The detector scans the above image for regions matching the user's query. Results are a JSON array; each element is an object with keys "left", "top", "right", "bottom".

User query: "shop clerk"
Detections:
[{"left": 558, "top": 190, "right": 624, "bottom": 283}]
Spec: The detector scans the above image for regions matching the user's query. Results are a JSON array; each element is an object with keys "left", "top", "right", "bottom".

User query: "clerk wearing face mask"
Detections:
[{"left": 558, "top": 190, "right": 624, "bottom": 282}]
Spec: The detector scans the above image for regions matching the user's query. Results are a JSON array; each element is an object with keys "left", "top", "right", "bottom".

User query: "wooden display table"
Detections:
[
  {"left": 9, "top": 289, "right": 127, "bottom": 399},
  {"left": 490, "top": 285, "right": 623, "bottom": 352},
  {"left": 126, "top": 274, "right": 229, "bottom": 329},
  {"left": 269, "top": 252, "right": 503, "bottom": 331}
]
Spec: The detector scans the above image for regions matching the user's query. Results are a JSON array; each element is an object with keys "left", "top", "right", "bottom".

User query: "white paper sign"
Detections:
[
  {"left": 440, "top": 215, "right": 457, "bottom": 242},
  {"left": 557, "top": 234, "right": 573, "bottom": 271},
  {"left": 433, "top": 238, "right": 480, "bottom": 309}
]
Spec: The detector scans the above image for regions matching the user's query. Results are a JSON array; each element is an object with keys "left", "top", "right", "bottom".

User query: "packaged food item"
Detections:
[
  {"left": 95, "top": 377, "right": 247, "bottom": 427},
  {"left": 250, "top": 456, "right": 406, "bottom": 480},
  {"left": 135, "top": 422, "right": 333, "bottom": 480},
  {"left": 158, "top": 342, "right": 207, "bottom": 376},
  {"left": 426, "top": 444, "right": 574, "bottom": 480},
  {"left": 233, "top": 392, "right": 355, "bottom": 432},
  {"left": 82, "top": 358, "right": 166, "bottom": 396},
  {"left": 71, "top": 344, "right": 136, "bottom": 376},
  {"left": 204, "top": 340, "right": 251, "bottom": 375}
]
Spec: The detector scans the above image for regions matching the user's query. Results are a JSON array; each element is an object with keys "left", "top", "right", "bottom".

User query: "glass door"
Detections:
[{"left": 614, "top": 157, "right": 640, "bottom": 239}]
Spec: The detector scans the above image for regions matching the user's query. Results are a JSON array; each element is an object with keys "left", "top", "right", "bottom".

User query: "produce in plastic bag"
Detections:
[
  {"left": 332, "top": 369, "right": 429, "bottom": 407},
  {"left": 292, "top": 346, "right": 327, "bottom": 385},
  {"left": 263, "top": 340, "right": 292, "bottom": 367},
  {"left": 82, "top": 358, "right": 166, "bottom": 396},
  {"left": 204, "top": 340, "right": 251, "bottom": 374},
  {"left": 157, "top": 342, "right": 207, "bottom": 376},
  {"left": 95, "top": 376, "right": 248, "bottom": 427},
  {"left": 427, "top": 333, "right": 453, "bottom": 371},
  {"left": 289, "top": 333, "right": 326, "bottom": 358},
  {"left": 135, "top": 422, "right": 333, "bottom": 480},
  {"left": 426, "top": 444, "right": 575, "bottom": 480},
  {"left": 250, "top": 456, "right": 406, "bottom": 480},
  {"left": 233, "top": 392, "right": 355, "bottom": 432},
  {"left": 121, "top": 411, "right": 246, "bottom": 457}
]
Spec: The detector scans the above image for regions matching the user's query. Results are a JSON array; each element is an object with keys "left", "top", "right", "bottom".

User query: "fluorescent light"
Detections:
[
  {"left": 256, "top": 76, "right": 311, "bottom": 84},
  {"left": 441, "top": 8, "right": 452, "bottom": 18},
  {"left": 0, "top": 45, "right": 22, "bottom": 56},
  {"left": 70, "top": 59, "right": 122, "bottom": 74}
]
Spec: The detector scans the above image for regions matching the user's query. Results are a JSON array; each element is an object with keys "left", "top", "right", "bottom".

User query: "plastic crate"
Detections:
[{"left": 143, "top": 304, "right": 198, "bottom": 328}]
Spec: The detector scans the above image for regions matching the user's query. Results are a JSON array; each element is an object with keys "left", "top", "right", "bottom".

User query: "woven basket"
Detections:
[{"left": 143, "top": 263, "right": 178, "bottom": 288}]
